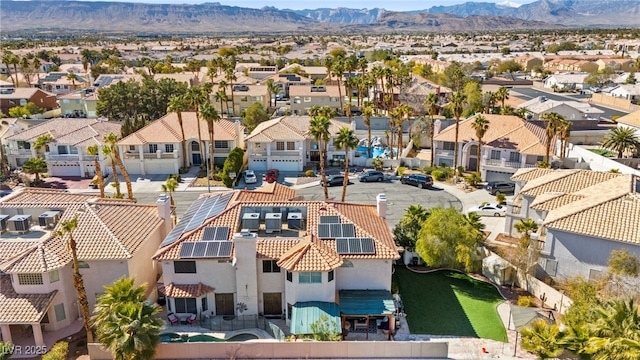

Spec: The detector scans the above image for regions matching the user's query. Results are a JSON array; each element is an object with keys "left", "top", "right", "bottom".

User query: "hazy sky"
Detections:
[{"left": 82, "top": 0, "right": 538, "bottom": 12}]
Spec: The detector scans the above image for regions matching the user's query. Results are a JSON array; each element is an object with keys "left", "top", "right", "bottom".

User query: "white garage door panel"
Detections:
[
  {"left": 249, "top": 159, "right": 268, "bottom": 171},
  {"left": 50, "top": 164, "right": 80, "bottom": 177},
  {"left": 485, "top": 170, "right": 514, "bottom": 182},
  {"left": 271, "top": 159, "right": 300, "bottom": 172},
  {"left": 145, "top": 161, "right": 175, "bottom": 175}
]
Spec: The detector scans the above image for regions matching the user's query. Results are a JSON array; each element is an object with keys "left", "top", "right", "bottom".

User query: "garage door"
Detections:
[
  {"left": 271, "top": 159, "right": 300, "bottom": 172},
  {"left": 49, "top": 163, "right": 80, "bottom": 177},
  {"left": 485, "top": 170, "right": 514, "bottom": 183},
  {"left": 249, "top": 158, "right": 268, "bottom": 171},
  {"left": 145, "top": 161, "right": 175, "bottom": 175}
]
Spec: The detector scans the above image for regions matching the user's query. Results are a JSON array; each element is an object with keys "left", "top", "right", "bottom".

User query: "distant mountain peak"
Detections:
[{"left": 496, "top": 1, "right": 523, "bottom": 8}]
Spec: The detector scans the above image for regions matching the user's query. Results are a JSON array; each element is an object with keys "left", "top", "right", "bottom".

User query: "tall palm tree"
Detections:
[
  {"left": 448, "top": 91, "right": 467, "bottom": 171},
  {"left": 104, "top": 133, "right": 133, "bottom": 201},
  {"left": 67, "top": 73, "right": 78, "bottom": 90},
  {"left": 54, "top": 216, "right": 94, "bottom": 343},
  {"left": 33, "top": 134, "right": 53, "bottom": 159},
  {"left": 308, "top": 107, "right": 332, "bottom": 200},
  {"left": 102, "top": 146, "right": 121, "bottom": 198},
  {"left": 199, "top": 102, "right": 220, "bottom": 175},
  {"left": 541, "top": 112, "right": 564, "bottom": 163},
  {"left": 331, "top": 58, "right": 345, "bottom": 112},
  {"left": 483, "top": 90, "right": 496, "bottom": 114},
  {"left": 19, "top": 56, "right": 33, "bottom": 87},
  {"left": 496, "top": 86, "right": 509, "bottom": 109},
  {"left": 87, "top": 145, "right": 104, "bottom": 198},
  {"left": 93, "top": 277, "right": 162, "bottom": 360},
  {"left": 601, "top": 127, "right": 640, "bottom": 158},
  {"left": 265, "top": 79, "right": 279, "bottom": 107},
  {"left": 334, "top": 127, "right": 359, "bottom": 202},
  {"left": 395, "top": 104, "right": 413, "bottom": 159},
  {"left": 167, "top": 96, "right": 189, "bottom": 169},
  {"left": 424, "top": 93, "right": 440, "bottom": 167},
  {"left": 214, "top": 87, "right": 228, "bottom": 117},
  {"left": 558, "top": 119, "right": 572, "bottom": 160},
  {"left": 362, "top": 102, "right": 374, "bottom": 158},
  {"left": 2, "top": 51, "right": 16, "bottom": 87},
  {"left": 225, "top": 67, "right": 237, "bottom": 116},
  {"left": 22, "top": 158, "right": 47, "bottom": 183},
  {"left": 161, "top": 177, "right": 178, "bottom": 207},
  {"left": 8, "top": 53, "right": 20, "bottom": 87},
  {"left": 184, "top": 86, "right": 207, "bottom": 167},
  {"left": 471, "top": 115, "right": 490, "bottom": 174}
]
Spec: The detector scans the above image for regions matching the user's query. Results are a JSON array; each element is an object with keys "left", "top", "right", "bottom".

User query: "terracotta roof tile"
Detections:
[
  {"left": 511, "top": 168, "right": 555, "bottom": 182},
  {"left": 0, "top": 274, "right": 57, "bottom": 323},
  {"left": 245, "top": 116, "right": 348, "bottom": 142},
  {"left": 0, "top": 188, "right": 95, "bottom": 207},
  {"left": 256, "top": 239, "right": 300, "bottom": 259},
  {"left": 6, "top": 118, "right": 121, "bottom": 145},
  {"left": 277, "top": 235, "right": 343, "bottom": 272},
  {"left": 531, "top": 194, "right": 585, "bottom": 211},
  {"left": 158, "top": 282, "right": 214, "bottom": 298},
  {"left": 233, "top": 182, "right": 297, "bottom": 203},
  {"left": 520, "top": 170, "right": 624, "bottom": 197}
]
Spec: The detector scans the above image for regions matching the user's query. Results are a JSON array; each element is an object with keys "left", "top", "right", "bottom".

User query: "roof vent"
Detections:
[
  {"left": 265, "top": 213, "right": 282, "bottom": 233},
  {"left": 8, "top": 215, "right": 32, "bottom": 234},
  {"left": 233, "top": 85, "right": 249, "bottom": 92},
  {"left": 310, "top": 85, "right": 326, "bottom": 92},
  {"left": 39, "top": 211, "right": 62, "bottom": 229}
]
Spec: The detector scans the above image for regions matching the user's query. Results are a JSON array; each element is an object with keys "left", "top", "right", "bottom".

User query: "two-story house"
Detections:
[
  {"left": 118, "top": 112, "right": 244, "bottom": 175},
  {"left": 262, "top": 73, "right": 313, "bottom": 99},
  {"left": 245, "top": 116, "right": 351, "bottom": 172},
  {"left": 58, "top": 90, "right": 98, "bottom": 118},
  {"left": 517, "top": 97, "right": 604, "bottom": 121},
  {"left": 209, "top": 84, "right": 269, "bottom": 117},
  {"left": 289, "top": 85, "right": 345, "bottom": 115},
  {"left": 432, "top": 114, "right": 553, "bottom": 182},
  {"left": 544, "top": 73, "right": 589, "bottom": 91},
  {"left": 0, "top": 88, "right": 57, "bottom": 116},
  {"left": 279, "top": 65, "right": 328, "bottom": 81},
  {"left": 0, "top": 188, "right": 172, "bottom": 349},
  {"left": 6, "top": 118, "right": 121, "bottom": 177},
  {"left": 505, "top": 168, "right": 639, "bottom": 281},
  {"left": 153, "top": 183, "right": 399, "bottom": 337}
]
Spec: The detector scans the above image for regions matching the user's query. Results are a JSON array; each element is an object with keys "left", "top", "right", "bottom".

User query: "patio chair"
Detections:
[
  {"left": 186, "top": 313, "right": 197, "bottom": 325},
  {"left": 167, "top": 312, "right": 179, "bottom": 326}
]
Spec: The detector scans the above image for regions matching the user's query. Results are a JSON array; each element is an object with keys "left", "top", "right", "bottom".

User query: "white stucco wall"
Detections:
[
  {"left": 284, "top": 272, "right": 336, "bottom": 306},
  {"left": 335, "top": 259, "right": 392, "bottom": 291},
  {"left": 81, "top": 260, "right": 129, "bottom": 308}
]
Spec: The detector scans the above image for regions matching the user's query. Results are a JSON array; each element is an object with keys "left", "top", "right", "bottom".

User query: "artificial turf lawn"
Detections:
[{"left": 393, "top": 267, "right": 508, "bottom": 342}]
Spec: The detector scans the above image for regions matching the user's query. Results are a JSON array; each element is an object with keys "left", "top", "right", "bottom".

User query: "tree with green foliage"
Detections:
[
  {"left": 447, "top": 91, "right": 467, "bottom": 172},
  {"left": 308, "top": 106, "right": 334, "bottom": 200},
  {"left": 243, "top": 102, "right": 269, "bottom": 133},
  {"left": 462, "top": 81, "right": 483, "bottom": 117},
  {"left": 495, "top": 60, "right": 523, "bottom": 80},
  {"left": 200, "top": 102, "right": 220, "bottom": 174},
  {"left": 393, "top": 205, "right": 430, "bottom": 253},
  {"left": 584, "top": 68, "right": 616, "bottom": 88},
  {"left": 42, "top": 342, "right": 69, "bottom": 360},
  {"left": 334, "top": 127, "right": 358, "bottom": 202},
  {"left": 601, "top": 127, "right": 640, "bottom": 158},
  {"left": 93, "top": 277, "right": 162, "bottom": 360},
  {"left": 625, "top": 70, "right": 637, "bottom": 85},
  {"left": 265, "top": 79, "right": 281, "bottom": 107},
  {"left": 513, "top": 218, "right": 540, "bottom": 282},
  {"left": 541, "top": 112, "right": 564, "bottom": 163},
  {"left": 221, "top": 147, "right": 244, "bottom": 188},
  {"left": 0, "top": 342, "right": 13, "bottom": 360},
  {"left": 161, "top": 177, "right": 178, "bottom": 207},
  {"left": 424, "top": 93, "right": 439, "bottom": 166},
  {"left": 184, "top": 86, "right": 207, "bottom": 167},
  {"left": 520, "top": 320, "right": 566, "bottom": 359},
  {"left": 22, "top": 157, "right": 47, "bottom": 182},
  {"left": 442, "top": 61, "right": 469, "bottom": 92},
  {"left": 87, "top": 145, "right": 104, "bottom": 198},
  {"left": 104, "top": 133, "right": 133, "bottom": 200},
  {"left": 33, "top": 134, "right": 53, "bottom": 158},
  {"left": 310, "top": 314, "right": 341, "bottom": 341},
  {"left": 470, "top": 115, "right": 489, "bottom": 174},
  {"left": 361, "top": 102, "right": 375, "bottom": 158},
  {"left": 416, "top": 207, "right": 483, "bottom": 271},
  {"left": 167, "top": 95, "right": 189, "bottom": 169}
]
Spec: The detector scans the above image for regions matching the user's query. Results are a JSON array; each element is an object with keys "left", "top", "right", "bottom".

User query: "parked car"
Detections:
[
  {"left": 467, "top": 203, "right": 507, "bottom": 217},
  {"left": 244, "top": 170, "right": 257, "bottom": 184},
  {"left": 485, "top": 181, "right": 515, "bottom": 195},
  {"left": 320, "top": 175, "right": 349, "bottom": 187},
  {"left": 265, "top": 169, "right": 279, "bottom": 183},
  {"left": 358, "top": 170, "right": 384, "bottom": 182},
  {"left": 400, "top": 174, "right": 433, "bottom": 189}
]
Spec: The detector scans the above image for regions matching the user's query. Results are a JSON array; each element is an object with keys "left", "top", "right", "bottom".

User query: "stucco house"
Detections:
[
  {"left": 505, "top": 168, "right": 640, "bottom": 281},
  {"left": 6, "top": 118, "right": 122, "bottom": 177},
  {"left": 543, "top": 73, "right": 589, "bottom": 91},
  {"left": 517, "top": 97, "right": 604, "bottom": 121},
  {"left": 609, "top": 84, "right": 640, "bottom": 102},
  {"left": 432, "top": 114, "right": 553, "bottom": 182},
  {"left": 58, "top": 90, "right": 98, "bottom": 118},
  {"left": 289, "top": 85, "right": 345, "bottom": 115},
  {"left": 0, "top": 88, "right": 57, "bottom": 116},
  {"left": 209, "top": 84, "right": 269, "bottom": 117},
  {"left": 118, "top": 112, "right": 244, "bottom": 174},
  {"left": 153, "top": 183, "right": 399, "bottom": 336},
  {"left": 279, "top": 65, "right": 328, "bottom": 81},
  {"left": 245, "top": 116, "right": 351, "bottom": 172},
  {"left": 0, "top": 188, "right": 172, "bottom": 349}
]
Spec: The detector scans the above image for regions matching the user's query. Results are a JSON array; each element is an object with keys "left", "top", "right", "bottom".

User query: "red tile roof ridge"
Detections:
[{"left": 78, "top": 203, "right": 132, "bottom": 258}]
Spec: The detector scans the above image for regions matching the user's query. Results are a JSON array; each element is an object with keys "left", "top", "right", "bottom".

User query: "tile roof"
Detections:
[
  {"left": 0, "top": 274, "right": 57, "bottom": 323},
  {"left": 158, "top": 282, "right": 214, "bottom": 298},
  {"left": 210, "top": 84, "right": 268, "bottom": 97},
  {"left": 433, "top": 114, "right": 554, "bottom": 156},
  {"left": 256, "top": 239, "right": 300, "bottom": 259},
  {"left": 233, "top": 182, "right": 297, "bottom": 203},
  {"left": 289, "top": 85, "right": 344, "bottom": 97},
  {"left": 615, "top": 110, "right": 640, "bottom": 127},
  {"left": 118, "top": 112, "right": 241, "bottom": 145},
  {"left": 511, "top": 168, "right": 555, "bottom": 182},
  {"left": 0, "top": 88, "right": 54, "bottom": 100},
  {"left": 277, "top": 235, "right": 343, "bottom": 272},
  {"left": 6, "top": 118, "right": 121, "bottom": 147},
  {"left": 520, "top": 170, "right": 624, "bottom": 198},
  {"left": 245, "top": 116, "right": 348, "bottom": 142}
]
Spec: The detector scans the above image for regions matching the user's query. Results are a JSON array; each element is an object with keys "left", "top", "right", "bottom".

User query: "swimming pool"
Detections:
[{"left": 160, "top": 332, "right": 260, "bottom": 343}]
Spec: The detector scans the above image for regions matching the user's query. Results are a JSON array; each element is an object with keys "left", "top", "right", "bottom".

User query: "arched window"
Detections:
[{"left": 191, "top": 141, "right": 200, "bottom": 152}]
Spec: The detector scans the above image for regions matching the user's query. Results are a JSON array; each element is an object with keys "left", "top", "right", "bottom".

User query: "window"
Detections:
[
  {"left": 174, "top": 298, "right": 197, "bottom": 313},
  {"left": 286, "top": 142, "right": 296, "bottom": 150},
  {"left": 69, "top": 146, "right": 78, "bottom": 154},
  {"left": 129, "top": 145, "right": 136, "bottom": 151},
  {"left": 191, "top": 141, "right": 200, "bottom": 151},
  {"left": 214, "top": 140, "right": 228, "bottom": 149},
  {"left": 18, "top": 273, "right": 44, "bottom": 285},
  {"left": 48, "top": 270, "right": 60, "bottom": 283},
  {"left": 262, "top": 260, "right": 281, "bottom": 273},
  {"left": 544, "top": 259, "right": 558, "bottom": 276},
  {"left": 78, "top": 261, "right": 90, "bottom": 269},
  {"left": 240, "top": 96, "right": 248, "bottom": 102},
  {"left": 490, "top": 150, "right": 501, "bottom": 160},
  {"left": 17, "top": 141, "right": 30, "bottom": 150},
  {"left": 165, "top": 144, "right": 174, "bottom": 153},
  {"left": 470, "top": 145, "right": 478, "bottom": 156},
  {"left": 54, "top": 303, "right": 66, "bottom": 321},
  {"left": 293, "top": 97, "right": 300, "bottom": 104},
  {"left": 299, "top": 272, "right": 322, "bottom": 284},
  {"left": 174, "top": 261, "right": 196, "bottom": 274},
  {"left": 57, "top": 145, "right": 68, "bottom": 155},
  {"left": 328, "top": 270, "right": 334, "bottom": 282},
  {"left": 536, "top": 156, "right": 544, "bottom": 162},
  {"left": 286, "top": 271, "right": 292, "bottom": 282},
  {"left": 509, "top": 152, "right": 521, "bottom": 163},
  {"left": 276, "top": 142, "right": 285, "bottom": 151},
  {"left": 148, "top": 144, "right": 158, "bottom": 153},
  {"left": 201, "top": 297, "right": 208, "bottom": 312},
  {"left": 442, "top": 142, "right": 455, "bottom": 151},
  {"left": 304, "top": 97, "right": 311, "bottom": 102}
]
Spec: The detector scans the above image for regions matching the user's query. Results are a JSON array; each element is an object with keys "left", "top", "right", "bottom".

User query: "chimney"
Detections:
[
  {"left": 233, "top": 231, "right": 259, "bottom": 315},
  {"left": 156, "top": 194, "right": 172, "bottom": 234},
  {"left": 376, "top": 193, "right": 387, "bottom": 218},
  {"left": 235, "top": 119, "right": 242, "bottom": 148}
]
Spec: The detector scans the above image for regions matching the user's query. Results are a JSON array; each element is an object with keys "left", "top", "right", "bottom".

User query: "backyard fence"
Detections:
[{"left": 199, "top": 314, "right": 286, "bottom": 340}]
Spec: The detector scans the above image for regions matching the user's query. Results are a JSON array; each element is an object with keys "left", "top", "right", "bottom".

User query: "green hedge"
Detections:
[{"left": 221, "top": 147, "right": 244, "bottom": 188}]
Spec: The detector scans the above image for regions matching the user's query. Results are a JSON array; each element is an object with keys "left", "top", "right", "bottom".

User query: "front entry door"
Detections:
[
  {"left": 215, "top": 293, "right": 234, "bottom": 315},
  {"left": 192, "top": 153, "right": 202, "bottom": 166},
  {"left": 263, "top": 293, "right": 282, "bottom": 316}
]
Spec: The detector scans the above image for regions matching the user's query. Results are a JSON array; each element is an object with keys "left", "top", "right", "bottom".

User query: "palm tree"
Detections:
[
  {"left": 184, "top": 86, "right": 207, "bottom": 167},
  {"left": 395, "top": 104, "right": 413, "bottom": 159},
  {"left": 87, "top": 145, "right": 104, "bottom": 198},
  {"left": 308, "top": 107, "right": 332, "bottom": 200},
  {"left": 496, "top": 86, "right": 509, "bottom": 109},
  {"left": 265, "top": 79, "right": 280, "bottom": 107},
  {"left": 161, "top": 177, "right": 178, "bottom": 207},
  {"left": 102, "top": 146, "right": 121, "bottom": 198},
  {"left": 362, "top": 102, "right": 374, "bottom": 158},
  {"left": 93, "top": 277, "right": 162, "bottom": 360},
  {"left": 2, "top": 51, "right": 16, "bottom": 87},
  {"left": 586, "top": 298, "right": 640, "bottom": 360},
  {"left": 601, "top": 127, "right": 640, "bottom": 158},
  {"left": 471, "top": 115, "right": 490, "bottom": 174},
  {"left": 448, "top": 91, "right": 467, "bottom": 172},
  {"left": 54, "top": 216, "right": 94, "bottom": 343},
  {"left": 331, "top": 58, "right": 345, "bottom": 112},
  {"left": 483, "top": 90, "right": 496, "bottom": 114},
  {"left": 541, "top": 112, "right": 564, "bottom": 164},
  {"left": 225, "top": 68, "right": 237, "bottom": 116},
  {"left": 67, "top": 73, "right": 78, "bottom": 90},
  {"left": 334, "top": 127, "right": 359, "bottom": 202},
  {"left": 520, "top": 319, "right": 566, "bottom": 359},
  {"left": 167, "top": 96, "right": 189, "bottom": 169},
  {"left": 199, "top": 102, "right": 220, "bottom": 175},
  {"left": 22, "top": 158, "right": 47, "bottom": 183},
  {"left": 214, "top": 87, "right": 228, "bottom": 117},
  {"left": 558, "top": 119, "right": 572, "bottom": 160},
  {"left": 424, "top": 93, "right": 440, "bottom": 167},
  {"left": 33, "top": 134, "right": 53, "bottom": 159},
  {"left": 514, "top": 218, "right": 540, "bottom": 278},
  {"left": 104, "top": 133, "right": 133, "bottom": 201}
]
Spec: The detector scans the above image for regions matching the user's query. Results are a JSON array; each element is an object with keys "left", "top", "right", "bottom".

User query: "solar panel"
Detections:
[
  {"left": 202, "top": 227, "right": 217, "bottom": 240},
  {"left": 215, "top": 227, "right": 230, "bottom": 240},
  {"left": 320, "top": 215, "right": 340, "bottom": 224},
  {"left": 335, "top": 238, "right": 376, "bottom": 255},
  {"left": 336, "top": 238, "right": 350, "bottom": 254},
  {"left": 360, "top": 238, "right": 375, "bottom": 254},
  {"left": 348, "top": 238, "right": 361, "bottom": 253},
  {"left": 217, "top": 242, "right": 233, "bottom": 258},
  {"left": 318, "top": 224, "right": 331, "bottom": 239},
  {"left": 206, "top": 192, "right": 233, "bottom": 219},
  {"left": 192, "top": 242, "right": 207, "bottom": 257},
  {"left": 160, "top": 197, "right": 207, "bottom": 246},
  {"left": 341, "top": 224, "right": 356, "bottom": 238},
  {"left": 205, "top": 242, "right": 220, "bottom": 257},
  {"left": 179, "top": 242, "right": 195, "bottom": 257},
  {"left": 184, "top": 197, "right": 216, "bottom": 232}
]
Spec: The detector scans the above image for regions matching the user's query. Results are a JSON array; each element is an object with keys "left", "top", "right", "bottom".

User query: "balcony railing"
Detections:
[
  {"left": 482, "top": 158, "right": 537, "bottom": 169},
  {"left": 124, "top": 151, "right": 179, "bottom": 159},
  {"left": 45, "top": 153, "right": 80, "bottom": 161},
  {"left": 435, "top": 149, "right": 453, "bottom": 156},
  {"left": 8, "top": 149, "right": 32, "bottom": 156}
]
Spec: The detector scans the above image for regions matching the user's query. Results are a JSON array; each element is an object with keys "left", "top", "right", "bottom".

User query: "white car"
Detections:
[
  {"left": 244, "top": 170, "right": 257, "bottom": 184},
  {"left": 467, "top": 203, "right": 507, "bottom": 217}
]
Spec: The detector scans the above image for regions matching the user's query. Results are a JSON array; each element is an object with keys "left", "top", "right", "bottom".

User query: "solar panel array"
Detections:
[
  {"left": 318, "top": 223, "right": 356, "bottom": 239},
  {"left": 335, "top": 238, "right": 376, "bottom": 255},
  {"left": 179, "top": 241, "right": 233, "bottom": 258},
  {"left": 319, "top": 215, "right": 340, "bottom": 224},
  {"left": 202, "top": 226, "right": 230, "bottom": 241},
  {"left": 160, "top": 193, "right": 234, "bottom": 247}
]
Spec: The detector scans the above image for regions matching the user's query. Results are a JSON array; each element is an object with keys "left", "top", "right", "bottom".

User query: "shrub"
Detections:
[
  {"left": 42, "top": 342, "right": 68, "bottom": 360},
  {"left": 422, "top": 166, "right": 436, "bottom": 174},
  {"left": 456, "top": 166, "right": 465, "bottom": 177},
  {"left": 305, "top": 169, "right": 315, "bottom": 177},
  {"left": 168, "top": 173, "right": 181, "bottom": 183},
  {"left": 536, "top": 161, "right": 550, "bottom": 168},
  {"left": 396, "top": 166, "right": 406, "bottom": 176},
  {"left": 517, "top": 296, "right": 535, "bottom": 307},
  {"left": 464, "top": 172, "right": 481, "bottom": 187},
  {"left": 221, "top": 147, "right": 244, "bottom": 187},
  {"left": 431, "top": 170, "right": 446, "bottom": 181},
  {"left": 611, "top": 115, "right": 620, "bottom": 123},
  {"left": 371, "top": 158, "right": 384, "bottom": 170},
  {"left": 496, "top": 192, "right": 507, "bottom": 204}
]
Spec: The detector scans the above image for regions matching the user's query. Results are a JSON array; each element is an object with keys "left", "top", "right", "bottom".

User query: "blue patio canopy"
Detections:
[
  {"left": 338, "top": 290, "right": 396, "bottom": 315},
  {"left": 290, "top": 301, "right": 341, "bottom": 335}
]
